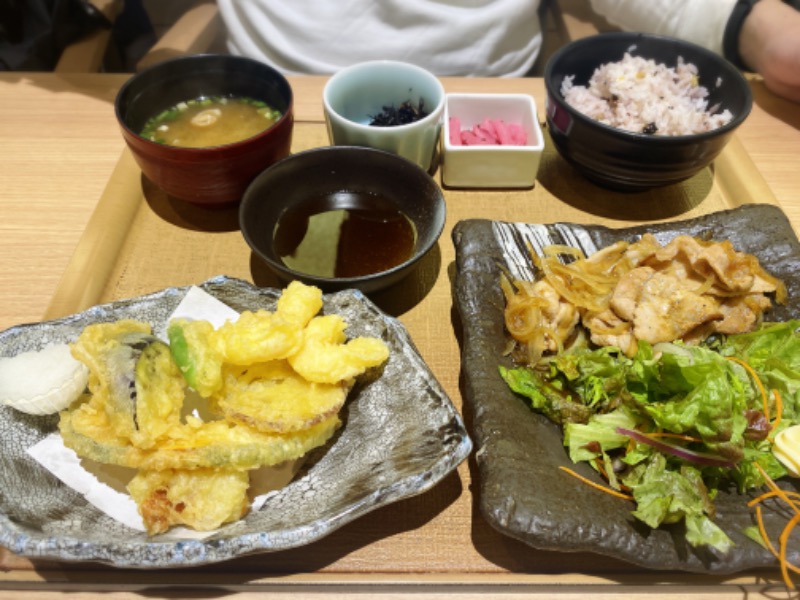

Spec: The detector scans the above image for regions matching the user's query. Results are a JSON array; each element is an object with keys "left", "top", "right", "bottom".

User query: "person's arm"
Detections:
[
  {"left": 590, "top": 0, "right": 800, "bottom": 103},
  {"left": 588, "top": 0, "right": 736, "bottom": 56},
  {"left": 737, "top": 0, "right": 800, "bottom": 102}
]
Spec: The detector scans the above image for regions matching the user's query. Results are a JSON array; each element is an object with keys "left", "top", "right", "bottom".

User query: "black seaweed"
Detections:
[
  {"left": 642, "top": 122, "right": 658, "bottom": 134},
  {"left": 369, "top": 98, "right": 429, "bottom": 127}
]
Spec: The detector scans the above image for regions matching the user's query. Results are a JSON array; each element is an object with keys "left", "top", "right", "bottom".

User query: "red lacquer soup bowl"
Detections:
[{"left": 115, "top": 54, "right": 294, "bottom": 206}]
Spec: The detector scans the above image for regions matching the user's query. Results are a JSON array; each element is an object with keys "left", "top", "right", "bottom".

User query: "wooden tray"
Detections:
[{"left": 0, "top": 105, "right": 788, "bottom": 596}]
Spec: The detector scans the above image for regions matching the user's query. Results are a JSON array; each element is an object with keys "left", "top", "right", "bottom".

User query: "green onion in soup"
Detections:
[{"left": 140, "top": 96, "right": 282, "bottom": 148}]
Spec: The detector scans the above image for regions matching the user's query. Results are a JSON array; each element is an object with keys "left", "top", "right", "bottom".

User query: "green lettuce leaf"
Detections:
[
  {"left": 500, "top": 321, "right": 800, "bottom": 553},
  {"left": 564, "top": 407, "right": 637, "bottom": 463},
  {"left": 625, "top": 454, "right": 733, "bottom": 553},
  {"left": 499, "top": 365, "right": 594, "bottom": 425},
  {"left": 628, "top": 343, "right": 749, "bottom": 452},
  {"left": 716, "top": 320, "right": 800, "bottom": 424}
]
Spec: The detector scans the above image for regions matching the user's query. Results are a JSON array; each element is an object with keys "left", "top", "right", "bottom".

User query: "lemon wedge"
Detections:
[{"left": 773, "top": 425, "right": 800, "bottom": 477}]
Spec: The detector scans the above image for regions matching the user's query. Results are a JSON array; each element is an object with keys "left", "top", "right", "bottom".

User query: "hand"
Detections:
[{"left": 739, "top": 0, "right": 800, "bottom": 102}]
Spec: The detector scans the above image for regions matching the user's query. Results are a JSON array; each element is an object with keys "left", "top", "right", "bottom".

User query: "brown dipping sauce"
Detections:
[{"left": 273, "top": 191, "right": 417, "bottom": 279}]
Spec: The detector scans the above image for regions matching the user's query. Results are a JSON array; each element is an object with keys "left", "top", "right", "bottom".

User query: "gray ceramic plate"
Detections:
[
  {"left": 0, "top": 276, "right": 472, "bottom": 568},
  {"left": 453, "top": 204, "right": 800, "bottom": 574}
]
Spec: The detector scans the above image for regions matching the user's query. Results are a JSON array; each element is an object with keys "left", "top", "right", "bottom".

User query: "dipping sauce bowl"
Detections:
[{"left": 239, "top": 146, "right": 446, "bottom": 294}]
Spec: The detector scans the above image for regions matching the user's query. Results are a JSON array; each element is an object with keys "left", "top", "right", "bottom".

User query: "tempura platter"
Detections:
[
  {"left": 0, "top": 276, "right": 471, "bottom": 567},
  {"left": 453, "top": 203, "right": 800, "bottom": 573}
]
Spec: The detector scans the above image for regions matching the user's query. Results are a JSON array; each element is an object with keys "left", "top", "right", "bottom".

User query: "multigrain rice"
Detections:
[{"left": 561, "top": 53, "right": 732, "bottom": 136}]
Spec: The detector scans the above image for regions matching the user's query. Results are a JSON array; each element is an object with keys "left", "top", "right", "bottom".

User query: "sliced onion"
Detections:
[
  {"left": 616, "top": 427, "right": 737, "bottom": 469},
  {"left": 652, "top": 342, "right": 695, "bottom": 362}
]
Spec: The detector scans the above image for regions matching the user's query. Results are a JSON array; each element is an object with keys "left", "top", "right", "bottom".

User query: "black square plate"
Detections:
[{"left": 453, "top": 204, "right": 800, "bottom": 573}]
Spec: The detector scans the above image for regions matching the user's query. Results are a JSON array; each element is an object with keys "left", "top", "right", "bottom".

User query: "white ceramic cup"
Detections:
[{"left": 323, "top": 60, "right": 445, "bottom": 172}]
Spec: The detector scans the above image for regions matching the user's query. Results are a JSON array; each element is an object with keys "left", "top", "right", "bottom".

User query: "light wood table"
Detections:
[{"left": 0, "top": 72, "right": 799, "bottom": 600}]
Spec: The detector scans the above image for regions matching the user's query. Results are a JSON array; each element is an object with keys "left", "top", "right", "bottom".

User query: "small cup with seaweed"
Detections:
[{"left": 323, "top": 60, "right": 445, "bottom": 172}]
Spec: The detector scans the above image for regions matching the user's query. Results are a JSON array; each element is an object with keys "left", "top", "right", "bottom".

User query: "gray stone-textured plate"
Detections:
[
  {"left": 0, "top": 276, "right": 471, "bottom": 568},
  {"left": 453, "top": 204, "right": 800, "bottom": 574}
]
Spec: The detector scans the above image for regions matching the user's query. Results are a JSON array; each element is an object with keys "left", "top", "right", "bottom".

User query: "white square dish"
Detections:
[{"left": 442, "top": 93, "right": 544, "bottom": 189}]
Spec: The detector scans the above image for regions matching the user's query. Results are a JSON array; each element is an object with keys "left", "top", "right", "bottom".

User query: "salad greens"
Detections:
[{"left": 500, "top": 320, "right": 800, "bottom": 553}]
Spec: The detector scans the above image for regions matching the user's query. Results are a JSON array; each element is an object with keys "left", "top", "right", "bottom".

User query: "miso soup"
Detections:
[{"left": 140, "top": 96, "right": 282, "bottom": 148}]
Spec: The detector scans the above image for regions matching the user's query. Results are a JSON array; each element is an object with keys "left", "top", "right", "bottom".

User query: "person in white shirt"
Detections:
[{"left": 217, "top": 0, "right": 800, "bottom": 102}]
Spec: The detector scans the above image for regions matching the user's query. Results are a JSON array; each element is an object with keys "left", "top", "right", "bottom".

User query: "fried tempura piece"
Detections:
[
  {"left": 60, "top": 409, "right": 340, "bottom": 470},
  {"left": 275, "top": 280, "right": 324, "bottom": 326},
  {"left": 214, "top": 309, "right": 304, "bottom": 365},
  {"left": 212, "top": 281, "right": 324, "bottom": 366},
  {"left": 167, "top": 318, "right": 224, "bottom": 397},
  {"left": 287, "top": 315, "right": 390, "bottom": 384},
  {"left": 128, "top": 467, "right": 250, "bottom": 535},
  {"left": 212, "top": 361, "right": 348, "bottom": 433},
  {"left": 167, "top": 281, "right": 325, "bottom": 395},
  {"left": 132, "top": 340, "right": 188, "bottom": 449},
  {"left": 70, "top": 320, "right": 151, "bottom": 389},
  {"left": 71, "top": 321, "right": 185, "bottom": 449}
]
